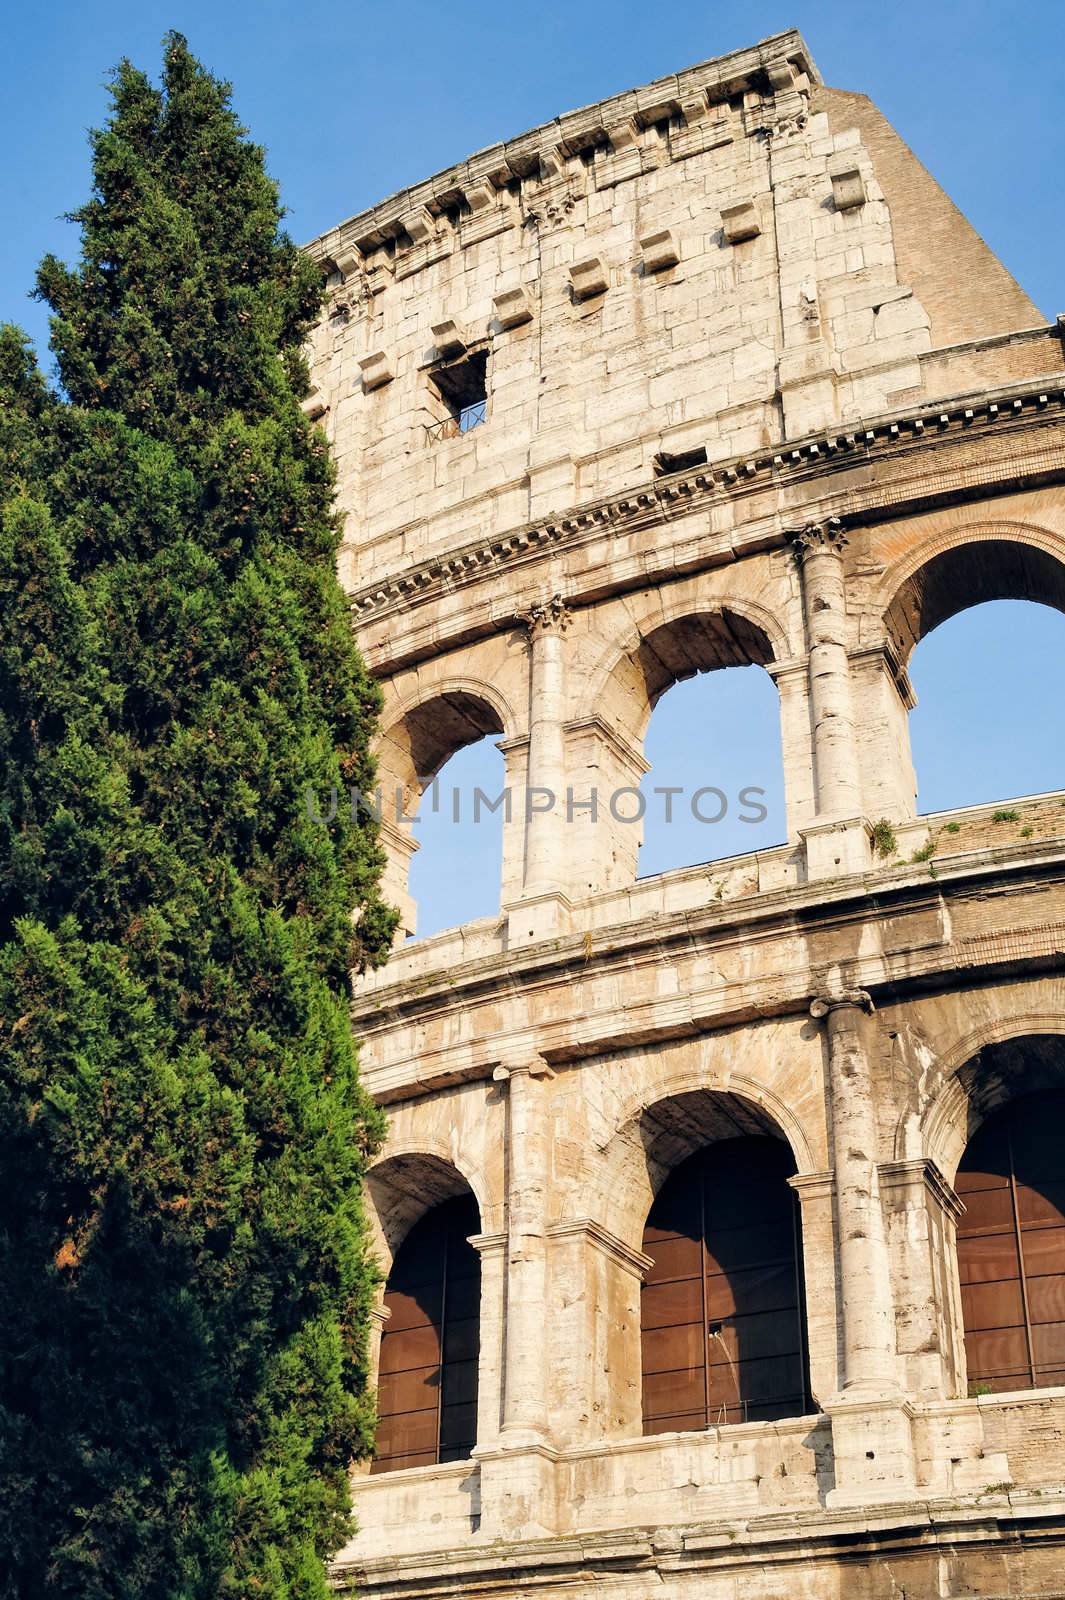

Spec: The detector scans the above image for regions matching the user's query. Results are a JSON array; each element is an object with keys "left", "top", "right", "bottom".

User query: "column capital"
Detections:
[
  {"left": 492, "top": 1054, "right": 553, "bottom": 1083},
  {"left": 810, "top": 988, "right": 874, "bottom": 1020},
  {"left": 787, "top": 516, "right": 848, "bottom": 561},
  {"left": 517, "top": 593, "right": 572, "bottom": 635}
]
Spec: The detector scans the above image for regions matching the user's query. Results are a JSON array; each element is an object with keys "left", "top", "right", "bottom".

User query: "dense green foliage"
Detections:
[{"left": 0, "top": 35, "right": 395, "bottom": 1597}]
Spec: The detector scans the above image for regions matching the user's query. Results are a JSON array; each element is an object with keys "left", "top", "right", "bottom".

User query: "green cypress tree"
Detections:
[{"left": 0, "top": 35, "right": 395, "bottom": 1598}]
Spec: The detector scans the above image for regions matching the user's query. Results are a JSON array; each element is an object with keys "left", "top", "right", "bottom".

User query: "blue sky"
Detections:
[{"left": 3, "top": 1, "right": 1063, "bottom": 936}]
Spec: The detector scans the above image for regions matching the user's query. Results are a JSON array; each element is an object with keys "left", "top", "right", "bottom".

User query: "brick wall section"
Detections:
[{"left": 815, "top": 86, "right": 1045, "bottom": 348}]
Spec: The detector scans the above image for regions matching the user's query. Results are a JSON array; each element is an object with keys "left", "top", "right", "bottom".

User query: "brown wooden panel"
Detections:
[
  {"left": 643, "top": 1366, "right": 705, "bottom": 1419},
  {"left": 960, "top": 1278, "right": 1025, "bottom": 1333},
  {"left": 641, "top": 1136, "right": 811, "bottom": 1435},
  {"left": 1017, "top": 1180, "right": 1065, "bottom": 1228},
  {"left": 1027, "top": 1275, "right": 1065, "bottom": 1325},
  {"left": 377, "top": 1322, "right": 440, "bottom": 1376},
  {"left": 374, "top": 1406, "right": 439, "bottom": 1462},
  {"left": 641, "top": 1321, "right": 704, "bottom": 1377},
  {"left": 372, "top": 1193, "right": 481, "bottom": 1474},
  {"left": 956, "top": 1185, "right": 1016, "bottom": 1234},
  {"left": 377, "top": 1362, "right": 439, "bottom": 1418},
  {"left": 958, "top": 1089, "right": 1065, "bottom": 1395},
  {"left": 956, "top": 1230, "right": 1020, "bottom": 1286},
  {"left": 644, "top": 1233, "right": 703, "bottom": 1285},
  {"left": 641, "top": 1276, "right": 703, "bottom": 1331}
]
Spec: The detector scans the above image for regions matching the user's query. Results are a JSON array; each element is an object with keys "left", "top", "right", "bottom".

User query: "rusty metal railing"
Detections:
[{"left": 425, "top": 400, "right": 487, "bottom": 443}]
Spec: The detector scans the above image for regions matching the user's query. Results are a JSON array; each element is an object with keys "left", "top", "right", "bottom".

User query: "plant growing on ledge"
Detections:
[
  {"left": 870, "top": 818, "right": 898, "bottom": 859},
  {"left": 0, "top": 35, "right": 395, "bottom": 1598}
]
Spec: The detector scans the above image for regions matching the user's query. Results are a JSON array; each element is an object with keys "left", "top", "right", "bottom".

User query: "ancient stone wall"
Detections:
[{"left": 304, "top": 28, "right": 1065, "bottom": 1599}]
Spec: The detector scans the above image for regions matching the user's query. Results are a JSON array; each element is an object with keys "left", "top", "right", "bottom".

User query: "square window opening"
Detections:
[{"left": 430, "top": 350, "right": 488, "bottom": 437}]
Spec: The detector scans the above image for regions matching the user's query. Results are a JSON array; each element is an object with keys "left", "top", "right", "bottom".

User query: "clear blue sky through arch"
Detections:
[{"left": 4, "top": 2, "right": 1063, "bottom": 937}]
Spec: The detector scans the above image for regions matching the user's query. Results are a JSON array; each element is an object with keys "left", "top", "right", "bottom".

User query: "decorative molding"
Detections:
[
  {"left": 545, "top": 1217, "right": 654, "bottom": 1278},
  {"left": 516, "top": 594, "right": 572, "bottom": 635},
  {"left": 810, "top": 989, "right": 875, "bottom": 1019},
  {"left": 878, "top": 1158, "right": 964, "bottom": 1221},
  {"left": 788, "top": 516, "right": 848, "bottom": 560}
]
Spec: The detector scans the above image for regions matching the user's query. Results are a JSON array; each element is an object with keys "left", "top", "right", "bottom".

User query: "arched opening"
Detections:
[
  {"left": 631, "top": 1089, "right": 812, "bottom": 1435},
  {"left": 957, "top": 1087, "right": 1065, "bottom": 1396},
  {"left": 638, "top": 668, "right": 785, "bottom": 874},
  {"left": 372, "top": 1190, "right": 482, "bottom": 1473},
  {"left": 885, "top": 538, "right": 1065, "bottom": 816},
  {"left": 375, "top": 688, "right": 508, "bottom": 940},
  {"left": 908, "top": 601, "right": 1065, "bottom": 812},
  {"left": 600, "top": 609, "right": 785, "bottom": 881},
  {"left": 407, "top": 735, "right": 506, "bottom": 937}
]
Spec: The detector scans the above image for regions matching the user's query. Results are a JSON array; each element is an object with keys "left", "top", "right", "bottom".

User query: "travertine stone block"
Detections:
[
  {"left": 830, "top": 160, "right": 867, "bottom": 211},
  {"left": 357, "top": 350, "right": 392, "bottom": 391},
  {"left": 720, "top": 198, "right": 761, "bottom": 242},
  {"left": 569, "top": 256, "right": 609, "bottom": 300},
  {"left": 430, "top": 318, "right": 468, "bottom": 357},
  {"left": 492, "top": 287, "right": 533, "bottom": 330},
  {"left": 639, "top": 228, "right": 679, "bottom": 273}
]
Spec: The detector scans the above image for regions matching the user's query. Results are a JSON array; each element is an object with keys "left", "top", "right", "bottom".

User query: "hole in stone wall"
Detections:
[{"left": 429, "top": 349, "right": 488, "bottom": 434}]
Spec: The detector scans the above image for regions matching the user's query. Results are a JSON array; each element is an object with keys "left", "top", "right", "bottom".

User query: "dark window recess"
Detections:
[
  {"left": 653, "top": 445, "right": 707, "bottom": 478},
  {"left": 641, "top": 1136, "right": 813, "bottom": 1434},
  {"left": 957, "top": 1088, "right": 1065, "bottom": 1396},
  {"left": 372, "top": 1193, "right": 481, "bottom": 1474},
  {"left": 428, "top": 351, "right": 488, "bottom": 440}
]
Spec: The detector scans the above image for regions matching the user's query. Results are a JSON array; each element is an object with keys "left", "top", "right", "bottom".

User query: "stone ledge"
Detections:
[
  {"left": 305, "top": 30, "right": 817, "bottom": 269},
  {"left": 352, "top": 838, "right": 1065, "bottom": 1101},
  {"left": 331, "top": 1489, "right": 1065, "bottom": 1593}
]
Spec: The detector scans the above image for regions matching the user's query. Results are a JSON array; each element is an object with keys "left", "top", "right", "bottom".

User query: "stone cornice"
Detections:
[
  {"left": 545, "top": 1217, "right": 654, "bottom": 1278},
  {"left": 305, "top": 31, "right": 816, "bottom": 273},
  {"left": 879, "top": 1158, "right": 964, "bottom": 1221},
  {"left": 351, "top": 842, "right": 1065, "bottom": 1102},
  {"left": 348, "top": 373, "right": 1065, "bottom": 670}
]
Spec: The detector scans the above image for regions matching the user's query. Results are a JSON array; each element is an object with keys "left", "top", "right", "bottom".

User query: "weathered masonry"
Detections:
[{"left": 307, "top": 28, "right": 1065, "bottom": 1599}]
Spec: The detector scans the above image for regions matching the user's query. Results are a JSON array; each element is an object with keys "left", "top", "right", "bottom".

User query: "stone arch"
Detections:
[
  {"left": 376, "top": 677, "right": 517, "bottom": 808},
  {"left": 595, "top": 1071, "right": 815, "bottom": 1251},
  {"left": 878, "top": 521, "right": 1065, "bottom": 666},
  {"left": 373, "top": 677, "right": 517, "bottom": 939},
  {"left": 912, "top": 1016, "right": 1065, "bottom": 1184},
  {"left": 597, "top": 1080, "right": 816, "bottom": 1434},
  {"left": 367, "top": 1149, "right": 485, "bottom": 1475},
  {"left": 584, "top": 594, "right": 791, "bottom": 746},
  {"left": 366, "top": 1146, "right": 486, "bottom": 1273}
]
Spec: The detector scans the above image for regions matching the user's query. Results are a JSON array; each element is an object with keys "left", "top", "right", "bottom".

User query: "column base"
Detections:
[
  {"left": 471, "top": 1440, "right": 560, "bottom": 1540},
  {"left": 504, "top": 890, "right": 572, "bottom": 944},
  {"left": 801, "top": 815, "right": 871, "bottom": 879},
  {"left": 822, "top": 1388, "right": 917, "bottom": 1507}
]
